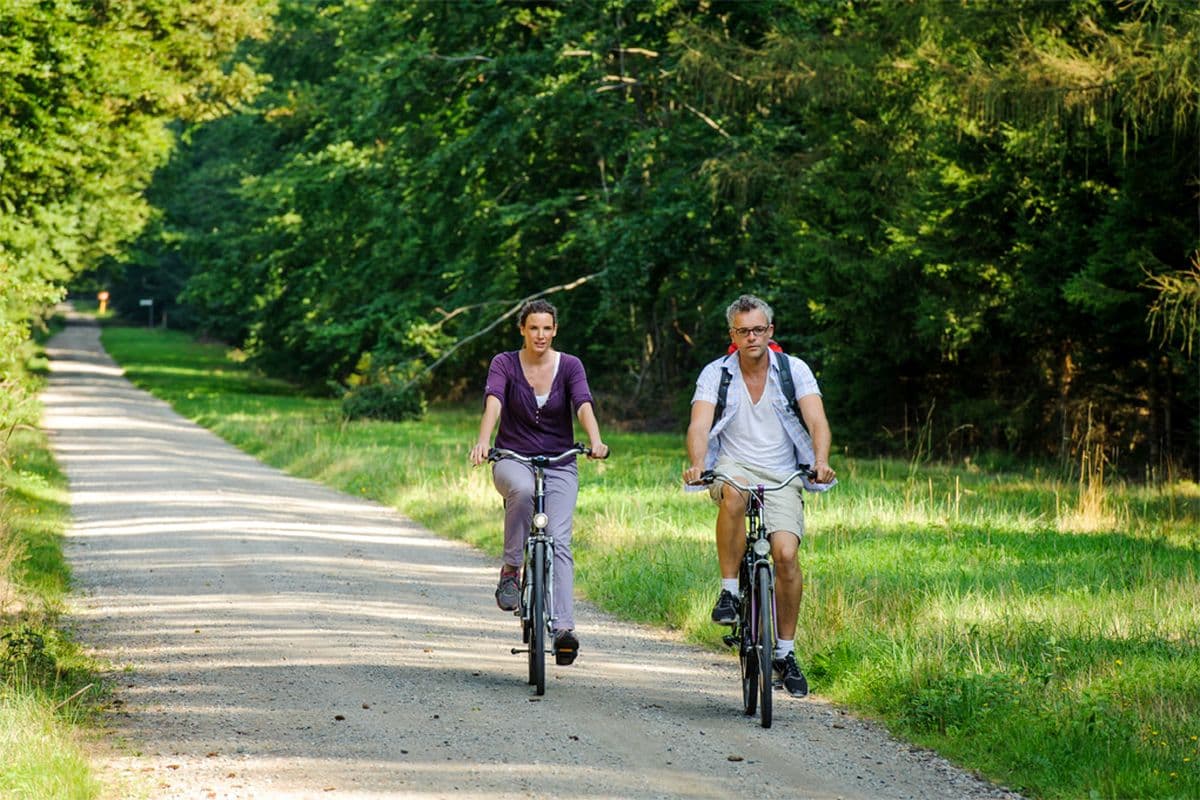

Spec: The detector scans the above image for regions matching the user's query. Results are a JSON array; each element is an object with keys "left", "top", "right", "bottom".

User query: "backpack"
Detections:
[{"left": 712, "top": 345, "right": 810, "bottom": 437}]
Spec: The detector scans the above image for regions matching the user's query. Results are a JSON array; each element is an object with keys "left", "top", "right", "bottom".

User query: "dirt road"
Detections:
[{"left": 41, "top": 316, "right": 1022, "bottom": 799}]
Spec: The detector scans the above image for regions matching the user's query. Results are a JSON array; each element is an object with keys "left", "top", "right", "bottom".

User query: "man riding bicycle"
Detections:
[{"left": 683, "top": 294, "right": 836, "bottom": 697}]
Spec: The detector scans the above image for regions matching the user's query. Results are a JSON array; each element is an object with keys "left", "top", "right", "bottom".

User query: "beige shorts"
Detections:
[{"left": 708, "top": 455, "right": 805, "bottom": 540}]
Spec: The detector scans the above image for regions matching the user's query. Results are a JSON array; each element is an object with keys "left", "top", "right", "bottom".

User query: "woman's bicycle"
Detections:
[
  {"left": 692, "top": 465, "right": 814, "bottom": 728},
  {"left": 487, "top": 444, "right": 602, "bottom": 696}
]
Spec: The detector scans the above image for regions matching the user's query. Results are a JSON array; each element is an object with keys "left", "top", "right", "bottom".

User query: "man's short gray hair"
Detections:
[{"left": 725, "top": 294, "right": 774, "bottom": 328}]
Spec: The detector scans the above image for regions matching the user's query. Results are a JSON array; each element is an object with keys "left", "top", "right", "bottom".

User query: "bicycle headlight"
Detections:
[
  {"left": 532, "top": 512, "right": 550, "bottom": 530},
  {"left": 753, "top": 538, "right": 771, "bottom": 557}
]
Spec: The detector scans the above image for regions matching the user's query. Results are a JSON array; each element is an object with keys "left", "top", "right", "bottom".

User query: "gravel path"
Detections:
[{"left": 41, "top": 317, "right": 1024, "bottom": 800}]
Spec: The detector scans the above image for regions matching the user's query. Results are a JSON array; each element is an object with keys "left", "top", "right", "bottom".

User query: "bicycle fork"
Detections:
[
  {"left": 511, "top": 468, "right": 555, "bottom": 655},
  {"left": 722, "top": 554, "right": 775, "bottom": 650}
]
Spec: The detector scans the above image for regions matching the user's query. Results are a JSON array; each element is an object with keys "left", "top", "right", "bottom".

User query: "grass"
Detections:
[
  {"left": 101, "top": 324, "right": 1200, "bottom": 800},
  {"left": 0, "top": 313, "right": 111, "bottom": 799},
  {"left": 1, "top": 424, "right": 107, "bottom": 800},
  {"left": 0, "top": 684, "right": 100, "bottom": 800}
]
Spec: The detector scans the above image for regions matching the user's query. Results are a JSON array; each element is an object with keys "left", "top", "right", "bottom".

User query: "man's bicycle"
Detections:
[
  {"left": 487, "top": 444, "right": 602, "bottom": 695},
  {"left": 692, "top": 466, "right": 814, "bottom": 728}
]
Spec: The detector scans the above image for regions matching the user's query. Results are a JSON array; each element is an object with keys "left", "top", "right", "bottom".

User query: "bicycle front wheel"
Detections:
[
  {"left": 738, "top": 587, "right": 756, "bottom": 716},
  {"left": 520, "top": 563, "right": 532, "bottom": 645},
  {"left": 756, "top": 566, "right": 774, "bottom": 728},
  {"left": 740, "top": 636, "right": 757, "bottom": 716},
  {"left": 529, "top": 539, "right": 547, "bottom": 695}
]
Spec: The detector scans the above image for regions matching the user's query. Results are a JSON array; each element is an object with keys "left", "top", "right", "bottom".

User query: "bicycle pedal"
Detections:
[{"left": 722, "top": 635, "right": 738, "bottom": 647}]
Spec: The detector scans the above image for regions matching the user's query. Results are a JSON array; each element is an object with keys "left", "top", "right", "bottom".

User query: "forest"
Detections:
[{"left": 4, "top": 0, "right": 1199, "bottom": 477}]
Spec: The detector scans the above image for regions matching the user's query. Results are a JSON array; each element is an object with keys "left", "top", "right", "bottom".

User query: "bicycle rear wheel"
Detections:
[
  {"left": 756, "top": 566, "right": 774, "bottom": 728},
  {"left": 529, "top": 539, "right": 547, "bottom": 695}
]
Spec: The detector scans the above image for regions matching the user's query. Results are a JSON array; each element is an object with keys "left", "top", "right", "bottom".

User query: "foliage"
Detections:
[
  {"left": 0, "top": 0, "right": 273, "bottom": 429},
  {"left": 93, "top": 0, "right": 1200, "bottom": 476},
  {"left": 1148, "top": 255, "right": 1200, "bottom": 356},
  {"left": 340, "top": 363, "right": 428, "bottom": 422},
  {"left": 0, "top": 627, "right": 54, "bottom": 684}
]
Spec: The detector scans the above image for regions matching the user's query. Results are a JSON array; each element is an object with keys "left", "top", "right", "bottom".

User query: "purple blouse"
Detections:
[{"left": 484, "top": 351, "right": 594, "bottom": 457}]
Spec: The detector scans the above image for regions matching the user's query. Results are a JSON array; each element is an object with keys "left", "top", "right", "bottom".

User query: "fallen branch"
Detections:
[{"left": 54, "top": 683, "right": 95, "bottom": 712}]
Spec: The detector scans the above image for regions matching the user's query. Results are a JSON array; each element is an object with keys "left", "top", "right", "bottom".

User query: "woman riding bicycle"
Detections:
[{"left": 468, "top": 299, "right": 609, "bottom": 665}]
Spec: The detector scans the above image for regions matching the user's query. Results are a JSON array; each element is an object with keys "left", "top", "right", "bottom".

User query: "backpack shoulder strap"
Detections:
[
  {"left": 773, "top": 350, "right": 810, "bottom": 437},
  {"left": 713, "top": 363, "right": 734, "bottom": 425}
]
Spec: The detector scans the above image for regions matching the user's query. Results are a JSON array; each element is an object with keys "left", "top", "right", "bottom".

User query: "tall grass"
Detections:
[
  {"left": 0, "top": 685, "right": 99, "bottom": 800},
  {"left": 1, "top": 428, "right": 106, "bottom": 800},
  {"left": 103, "top": 325, "right": 1200, "bottom": 800}
]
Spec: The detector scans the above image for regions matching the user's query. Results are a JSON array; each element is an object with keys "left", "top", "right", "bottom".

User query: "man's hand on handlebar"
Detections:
[
  {"left": 811, "top": 461, "right": 836, "bottom": 484},
  {"left": 682, "top": 464, "right": 706, "bottom": 486},
  {"left": 588, "top": 441, "right": 610, "bottom": 460}
]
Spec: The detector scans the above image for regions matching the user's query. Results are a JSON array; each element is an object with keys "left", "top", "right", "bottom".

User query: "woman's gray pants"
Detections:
[{"left": 491, "top": 458, "right": 578, "bottom": 632}]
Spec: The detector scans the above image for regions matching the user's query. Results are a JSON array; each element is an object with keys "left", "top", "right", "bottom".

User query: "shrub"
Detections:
[
  {"left": 341, "top": 381, "right": 427, "bottom": 421},
  {"left": 0, "top": 626, "right": 57, "bottom": 685}
]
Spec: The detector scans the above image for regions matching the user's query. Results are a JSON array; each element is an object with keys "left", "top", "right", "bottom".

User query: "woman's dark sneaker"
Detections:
[
  {"left": 772, "top": 651, "right": 809, "bottom": 697},
  {"left": 553, "top": 629, "right": 579, "bottom": 665},
  {"left": 495, "top": 573, "right": 520, "bottom": 611},
  {"left": 710, "top": 589, "right": 738, "bottom": 625}
]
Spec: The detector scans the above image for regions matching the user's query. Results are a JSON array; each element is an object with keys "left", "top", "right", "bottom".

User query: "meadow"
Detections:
[{"left": 101, "top": 325, "right": 1200, "bottom": 800}]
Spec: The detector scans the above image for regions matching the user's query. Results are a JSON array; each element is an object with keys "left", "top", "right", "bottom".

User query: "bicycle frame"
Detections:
[
  {"left": 525, "top": 460, "right": 556, "bottom": 633},
  {"left": 740, "top": 484, "right": 774, "bottom": 649},
  {"left": 488, "top": 444, "right": 592, "bottom": 695},
  {"left": 700, "top": 465, "right": 812, "bottom": 728}
]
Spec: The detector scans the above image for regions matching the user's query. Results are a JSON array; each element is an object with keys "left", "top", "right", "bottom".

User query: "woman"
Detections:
[{"left": 468, "top": 299, "right": 608, "bottom": 665}]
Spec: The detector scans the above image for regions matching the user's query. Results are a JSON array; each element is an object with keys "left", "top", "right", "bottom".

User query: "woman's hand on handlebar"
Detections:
[
  {"left": 468, "top": 442, "right": 490, "bottom": 467},
  {"left": 588, "top": 441, "right": 610, "bottom": 460}
]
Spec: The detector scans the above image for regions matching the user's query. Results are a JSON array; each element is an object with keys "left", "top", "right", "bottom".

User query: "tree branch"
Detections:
[
  {"left": 404, "top": 271, "right": 607, "bottom": 390},
  {"left": 424, "top": 53, "right": 494, "bottom": 63},
  {"left": 681, "top": 101, "right": 732, "bottom": 139}
]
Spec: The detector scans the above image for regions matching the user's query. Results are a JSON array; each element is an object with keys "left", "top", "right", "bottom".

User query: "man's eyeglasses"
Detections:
[{"left": 731, "top": 325, "right": 772, "bottom": 338}]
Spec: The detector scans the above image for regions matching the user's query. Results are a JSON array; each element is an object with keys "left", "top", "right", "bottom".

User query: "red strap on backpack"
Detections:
[{"left": 727, "top": 339, "right": 785, "bottom": 354}]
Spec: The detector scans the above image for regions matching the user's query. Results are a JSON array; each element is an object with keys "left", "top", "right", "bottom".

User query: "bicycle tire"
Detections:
[
  {"left": 529, "top": 539, "right": 547, "bottom": 695},
  {"left": 738, "top": 583, "right": 756, "bottom": 715},
  {"left": 756, "top": 565, "right": 774, "bottom": 728},
  {"left": 520, "top": 564, "right": 532, "bottom": 646}
]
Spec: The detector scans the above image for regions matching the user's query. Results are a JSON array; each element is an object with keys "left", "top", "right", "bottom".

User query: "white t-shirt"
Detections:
[
  {"left": 719, "top": 377, "right": 796, "bottom": 474},
  {"left": 534, "top": 352, "right": 561, "bottom": 408}
]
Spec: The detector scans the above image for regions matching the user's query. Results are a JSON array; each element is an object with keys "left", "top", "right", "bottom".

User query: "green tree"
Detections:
[{"left": 0, "top": 0, "right": 273, "bottom": 430}]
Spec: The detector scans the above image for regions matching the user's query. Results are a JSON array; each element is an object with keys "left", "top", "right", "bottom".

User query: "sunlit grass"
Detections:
[
  {"left": 102, "top": 325, "right": 1200, "bottom": 800},
  {"left": 1, "top": 424, "right": 106, "bottom": 800},
  {"left": 0, "top": 685, "right": 99, "bottom": 800}
]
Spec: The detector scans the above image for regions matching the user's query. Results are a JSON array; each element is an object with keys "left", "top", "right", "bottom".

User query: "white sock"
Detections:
[
  {"left": 775, "top": 639, "right": 794, "bottom": 661},
  {"left": 721, "top": 578, "right": 740, "bottom": 597}
]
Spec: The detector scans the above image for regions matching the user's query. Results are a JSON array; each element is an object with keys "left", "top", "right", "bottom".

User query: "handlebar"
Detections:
[
  {"left": 688, "top": 466, "right": 816, "bottom": 493},
  {"left": 487, "top": 443, "right": 609, "bottom": 465}
]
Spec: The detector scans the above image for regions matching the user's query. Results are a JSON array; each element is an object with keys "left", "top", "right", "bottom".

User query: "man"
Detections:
[{"left": 683, "top": 294, "right": 836, "bottom": 697}]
